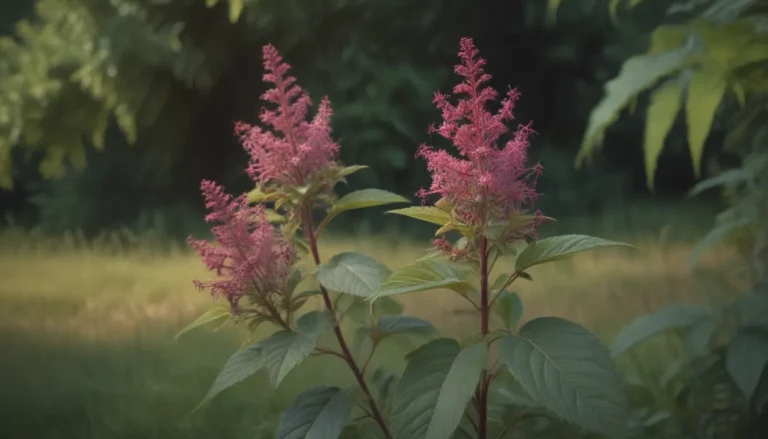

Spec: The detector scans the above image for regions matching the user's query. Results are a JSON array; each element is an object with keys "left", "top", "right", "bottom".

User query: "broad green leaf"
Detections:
[
  {"left": 386, "top": 206, "right": 453, "bottom": 228},
  {"left": 684, "top": 317, "right": 717, "bottom": 358},
  {"left": 339, "top": 165, "right": 368, "bottom": 177},
  {"left": 576, "top": 43, "right": 692, "bottom": 168},
  {"left": 495, "top": 290, "right": 524, "bottom": 332},
  {"left": 726, "top": 327, "right": 768, "bottom": 401},
  {"left": 276, "top": 385, "right": 352, "bottom": 439},
  {"left": 686, "top": 217, "right": 753, "bottom": 271},
  {"left": 376, "top": 315, "right": 436, "bottom": 336},
  {"left": 228, "top": 0, "right": 244, "bottom": 23},
  {"left": 610, "top": 304, "right": 713, "bottom": 357},
  {"left": 174, "top": 306, "right": 230, "bottom": 341},
  {"left": 644, "top": 79, "right": 683, "bottom": 190},
  {"left": 392, "top": 339, "right": 487, "bottom": 439},
  {"left": 330, "top": 189, "right": 409, "bottom": 216},
  {"left": 341, "top": 295, "right": 403, "bottom": 326},
  {"left": 685, "top": 66, "right": 728, "bottom": 177},
  {"left": 499, "top": 317, "right": 628, "bottom": 438},
  {"left": 728, "top": 290, "right": 768, "bottom": 326},
  {"left": 515, "top": 234, "right": 633, "bottom": 272},
  {"left": 369, "top": 259, "right": 474, "bottom": 301},
  {"left": 689, "top": 168, "right": 750, "bottom": 196},
  {"left": 317, "top": 252, "right": 391, "bottom": 297},
  {"left": 261, "top": 311, "right": 331, "bottom": 387},
  {"left": 196, "top": 340, "right": 264, "bottom": 410},
  {"left": 372, "top": 367, "right": 398, "bottom": 402}
]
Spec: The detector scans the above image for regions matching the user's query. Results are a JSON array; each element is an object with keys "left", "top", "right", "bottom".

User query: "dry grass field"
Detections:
[{"left": 0, "top": 215, "right": 743, "bottom": 439}]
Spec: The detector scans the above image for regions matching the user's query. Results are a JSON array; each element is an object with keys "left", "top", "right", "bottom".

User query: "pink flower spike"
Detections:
[
  {"left": 235, "top": 44, "right": 339, "bottom": 188},
  {"left": 187, "top": 180, "right": 295, "bottom": 310},
  {"left": 416, "top": 37, "right": 542, "bottom": 230}
]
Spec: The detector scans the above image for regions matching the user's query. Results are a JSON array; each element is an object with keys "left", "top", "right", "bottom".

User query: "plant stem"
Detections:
[
  {"left": 301, "top": 204, "right": 392, "bottom": 439},
  {"left": 477, "top": 236, "right": 491, "bottom": 439}
]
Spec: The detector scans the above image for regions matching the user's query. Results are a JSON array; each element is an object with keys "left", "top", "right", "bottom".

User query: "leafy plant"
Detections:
[
  {"left": 178, "top": 40, "right": 635, "bottom": 439},
  {"left": 547, "top": 0, "right": 768, "bottom": 190}
]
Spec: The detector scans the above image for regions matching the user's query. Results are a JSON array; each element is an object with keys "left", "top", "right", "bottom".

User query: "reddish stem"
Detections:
[
  {"left": 476, "top": 236, "right": 491, "bottom": 439},
  {"left": 301, "top": 204, "right": 392, "bottom": 439}
]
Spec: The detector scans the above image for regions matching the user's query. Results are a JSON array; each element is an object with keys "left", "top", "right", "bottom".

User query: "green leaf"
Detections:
[
  {"left": 228, "top": 0, "right": 244, "bottom": 23},
  {"left": 576, "top": 43, "right": 692, "bottom": 168},
  {"left": 196, "top": 340, "right": 264, "bottom": 410},
  {"left": 330, "top": 189, "right": 410, "bottom": 216},
  {"left": 684, "top": 317, "right": 717, "bottom": 358},
  {"left": 728, "top": 290, "right": 768, "bottom": 326},
  {"left": 515, "top": 234, "right": 633, "bottom": 272},
  {"left": 685, "top": 66, "right": 728, "bottom": 178},
  {"left": 610, "top": 304, "right": 713, "bottom": 357},
  {"left": 369, "top": 259, "right": 474, "bottom": 301},
  {"left": 261, "top": 311, "right": 331, "bottom": 387},
  {"left": 498, "top": 317, "right": 628, "bottom": 438},
  {"left": 689, "top": 168, "right": 750, "bottom": 196},
  {"left": 386, "top": 206, "right": 453, "bottom": 228},
  {"left": 316, "top": 252, "right": 391, "bottom": 297},
  {"left": 686, "top": 217, "right": 753, "bottom": 271},
  {"left": 725, "top": 326, "right": 768, "bottom": 401},
  {"left": 495, "top": 290, "right": 524, "bottom": 332},
  {"left": 276, "top": 385, "right": 352, "bottom": 439},
  {"left": 372, "top": 367, "right": 398, "bottom": 402},
  {"left": 339, "top": 164, "right": 369, "bottom": 177},
  {"left": 376, "top": 315, "right": 436, "bottom": 336},
  {"left": 392, "top": 339, "right": 487, "bottom": 439},
  {"left": 174, "top": 306, "right": 231, "bottom": 341},
  {"left": 643, "top": 79, "right": 683, "bottom": 190}
]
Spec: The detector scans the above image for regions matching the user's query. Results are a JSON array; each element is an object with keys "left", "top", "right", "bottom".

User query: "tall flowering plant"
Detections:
[{"left": 180, "top": 39, "right": 634, "bottom": 439}]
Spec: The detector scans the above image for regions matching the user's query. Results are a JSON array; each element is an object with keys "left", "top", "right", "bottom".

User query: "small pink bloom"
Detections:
[
  {"left": 235, "top": 45, "right": 339, "bottom": 187},
  {"left": 417, "top": 37, "right": 542, "bottom": 229},
  {"left": 187, "top": 180, "right": 295, "bottom": 310}
]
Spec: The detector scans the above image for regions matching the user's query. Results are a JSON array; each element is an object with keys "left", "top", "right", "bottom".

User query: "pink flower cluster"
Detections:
[
  {"left": 417, "top": 38, "right": 542, "bottom": 228},
  {"left": 187, "top": 180, "right": 294, "bottom": 310},
  {"left": 235, "top": 44, "right": 340, "bottom": 188}
]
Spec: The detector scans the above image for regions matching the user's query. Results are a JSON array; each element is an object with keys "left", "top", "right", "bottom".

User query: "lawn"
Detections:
[{"left": 0, "top": 214, "right": 740, "bottom": 439}]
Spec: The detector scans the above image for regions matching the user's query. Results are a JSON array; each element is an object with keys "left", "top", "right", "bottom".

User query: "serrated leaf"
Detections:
[
  {"left": 276, "top": 385, "right": 352, "bottom": 439},
  {"left": 495, "top": 290, "right": 524, "bottom": 332},
  {"left": 369, "top": 259, "right": 474, "bottom": 301},
  {"left": 392, "top": 339, "right": 487, "bottom": 439},
  {"left": 316, "top": 252, "right": 391, "bottom": 297},
  {"left": 261, "top": 311, "right": 331, "bottom": 387},
  {"left": 376, "top": 315, "right": 436, "bottom": 336},
  {"left": 576, "top": 43, "right": 692, "bottom": 168},
  {"left": 685, "top": 66, "right": 728, "bottom": 177},
  {"left": 515, "top": 234, "right": 633, "bottom": 272},
  {"left": 386, "top": 206, "right": 453, "bottom": 228},
  {"left": 610, "top": 304, "right": 713, "bottom": 357},
  {"left": 644, "top": 79, "right": 683, "bottom": 190},
  {"left": 498, "top": 317, "right": 628, "bottom": 438},
  {"left": 330, "top": 189, "right": 410, "bottom": 216},
  {"left": 196, "top": 340, "right": 264, "bottom": 410},
  {"left": 175, "top": 306, "right": 231, "bottom": 341},
  {"left": 726, "top": 326, "right": 768, "bottom": 401}
]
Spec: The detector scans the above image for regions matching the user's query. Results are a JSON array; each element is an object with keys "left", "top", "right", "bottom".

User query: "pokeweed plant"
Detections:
[{"left": 178, "top": 38, "right": 634, "bottom": 439}]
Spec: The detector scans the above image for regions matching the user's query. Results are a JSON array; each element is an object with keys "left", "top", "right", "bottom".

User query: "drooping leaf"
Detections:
[
  {"left": 174, "top": 306, "right": 231, "bottom": 341},
  {"left": 689, "top": 168, "right": 750, "bottom": 196},
  {"left": 685, "top": 65, "right": 728, "bottom": 177},
  {"left": 196, "top": 340, "right": 265, "bottom": 410},
  {"left": 386, "top": 206, "right": 453, "bottom": 228},
  {"left": 392, "top": 339, "right": 487, "bottom": 439},
  {"left": 610, "top": 304, "right": 713, "bottom": 357},
  {"left": 495, "top": 290, "right": 524, "bottom": 332},
  {"left": 686, "top": 217, "right": 753, "bottom": 271},
  {"left": 316, "top": 252, "right": 391, "bottom": 298},
  {"left": 515, "top": 234, "right": 633, "bottom": 272},
  {"left": 375, "top": 315, "right": 436, "bottom": 336},
  {"left": 261, "top": 311, "right": 331, "bottom": 387},
  {"left": 227, "top": 0, "right": 244, "bottom": 23},
  {"left": 644, "top": 78, "right": 683, "bottom": 190},
  {"left": 725, "top": 326, "right": 768, "bottom": 401},
  {"left": 330, "top": 189, "right": 410, "bottom": 217},
  {"left": 275, "top": 385, "right": 352, "bottom": 439},
  {"left": 369, "top": 259, "right": 474, "bottom": 301},
  {"left": 498, "top": 317, "right": 628, "bottom": 438},
  {"left": 576, "top": 43, "right": 693, "bottom": 167}
]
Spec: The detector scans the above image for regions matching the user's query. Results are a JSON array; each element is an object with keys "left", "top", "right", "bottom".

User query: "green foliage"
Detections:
[
  {"left": 549, "top": 0, "right": 768, "bottom": 189},
  {"left": 316, "top": 252, "right": 392, "bottom": 298},
  {"left": 514, "top": 234, "right": 634, "bottom": 272},
  {"left": 369, "top": 258, "right": 475, "bottom": 300},
  {"left": 498, "top": 317, "right": 629, "bottom": 438},
  {"left": 494, "top": 291, "right": 524, "bottom": 332},
  {"left": 174, "top": 306, "right": 231, "bottom": 341},
  {"left": 276, "top": 385, "right": 352, "bottom": 439},
  {"left": 391, "top": 339, "right": 487, "bottom": 439}
]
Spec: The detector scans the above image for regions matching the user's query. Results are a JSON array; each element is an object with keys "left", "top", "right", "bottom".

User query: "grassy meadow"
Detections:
[{"left": 0, "top": 207, "right": 746, "bottom": 439}]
